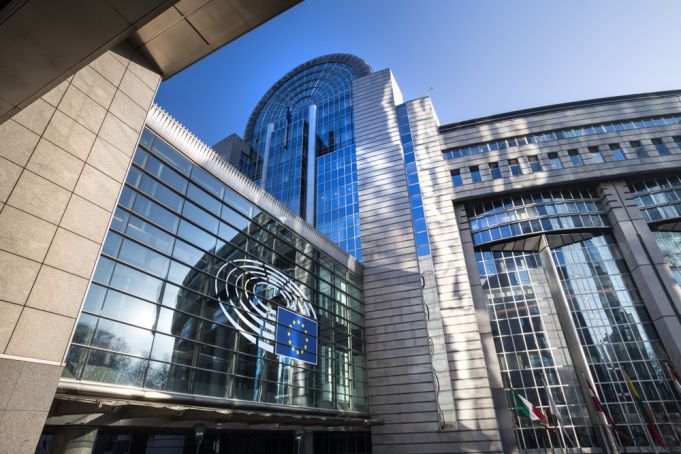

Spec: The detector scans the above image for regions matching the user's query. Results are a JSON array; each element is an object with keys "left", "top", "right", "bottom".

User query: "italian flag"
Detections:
[{"left": 510, "top": 388, "right": 549, "bottom": 427}]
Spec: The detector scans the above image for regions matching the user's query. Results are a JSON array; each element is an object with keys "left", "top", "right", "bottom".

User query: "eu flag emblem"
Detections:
[{"left": 275, "top": 306, "right": 317, "bottom": 365}]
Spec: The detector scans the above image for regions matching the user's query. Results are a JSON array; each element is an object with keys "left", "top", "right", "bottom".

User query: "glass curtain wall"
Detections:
[
  {"left": 244, "top": 60, "right": 365, "bottom": 259},
  {"left": 630, "top": 175, "right": 681, "bottom": 287},
  {"left": 469, "top": 189, "right": 681, "bottom": 451},
  {"left": 63, "top": 129, "right": 367, "bottom": 413},
  {"left": 477, "top": 248, "right": 596, "bottom": 449}
]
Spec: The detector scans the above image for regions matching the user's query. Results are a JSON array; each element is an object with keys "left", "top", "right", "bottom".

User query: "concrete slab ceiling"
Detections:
[
  {"left": 128, "top": 0, "right": 301, "bottom": 80},
  {"left": 0, "top": 0, "right": 301, "bottom": 125}
]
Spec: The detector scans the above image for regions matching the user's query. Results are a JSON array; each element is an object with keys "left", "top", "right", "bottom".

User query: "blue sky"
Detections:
[{"left": 156, "top": 0, "right": 681, "bottom": 146}]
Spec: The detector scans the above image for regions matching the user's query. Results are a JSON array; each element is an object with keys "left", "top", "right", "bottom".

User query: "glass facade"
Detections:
[
  {"left": 477, "top": 248, "right": 596, "bottom": 449},
  {"left": 63, "top": 129, "right": 367, "bottom": 413},
  {"left": 631, "top": 175, "right": 681, "bottom": 287},
  {"left": 470, "top": 189, "right": 681, "bottom": 450},
  {"left": 396, "top": 103, "right": 431, "bottom": 256},
  {"left": 468, "top": 189, "right": 607, "bottom": 246},
  {"left": 243, "top": 59, "right": 368, "bottom": 259}
]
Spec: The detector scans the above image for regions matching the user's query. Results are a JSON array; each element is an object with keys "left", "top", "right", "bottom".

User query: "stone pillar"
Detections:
[
  {"left": 598, "top": 181, "right": 681, "bottom": 371},
  {"left": 51, "top": 427, "right": 98, "bottom": 454},
  {"left": 455, "top": 204, "right": 518, "bottom": 453},
  {"left": 0, "top": 42, "right": 161, "bottom": 453},
  {"left": 352, "top": 70, "right": 436, "bottom": 454}
]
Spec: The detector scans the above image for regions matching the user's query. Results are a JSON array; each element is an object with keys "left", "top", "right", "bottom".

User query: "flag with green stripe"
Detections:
[{"left": 510, "top": 388, "right": 549, "bottom": 427}]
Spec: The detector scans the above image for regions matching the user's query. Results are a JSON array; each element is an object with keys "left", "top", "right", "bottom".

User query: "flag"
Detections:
[
  {"left": 623, "top": 369, "right": 666, "bottom": 448},
  {"left": 274, "top": 306, "right": 318, "bottom": 365},
  {"left": 545, "top": 384, "right": 577, "bottom": 448},
  {"left": 545, "top": 386, "right": 562, "bottom": 426},
  {"left": 510, "top": 388, "right": 550, "bottom": 428},
  {"left": 586, "top": 379, "right": 630, "bottom": 440},
  {"left": 663, "top": 361, "right": 681, "bottom": 397}
]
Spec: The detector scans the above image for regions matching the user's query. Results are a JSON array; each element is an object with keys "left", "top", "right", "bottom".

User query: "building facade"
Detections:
[
  {"left": 407, "top": 90, "right": 681, "bottom": 453},
  {"left": 3, "top": 14, "right": 681, "bottom": 451},
  {"left": 210, "top": 55, "right": 681, "bottom": 452},
  {"left": 37, "top": 106, "right": 371, "bottom": 453}
]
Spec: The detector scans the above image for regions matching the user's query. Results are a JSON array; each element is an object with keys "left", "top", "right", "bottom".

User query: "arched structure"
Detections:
[{"left": 242, "top": 54, "right": 372, "bottom": 260}]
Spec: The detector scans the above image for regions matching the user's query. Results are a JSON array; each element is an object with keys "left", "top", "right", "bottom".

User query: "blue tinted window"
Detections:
[
  {"left": 547, "top": 152, "right": 563, "bottom": 169},
  {"left": 609, "top": 143, "right": 626, "bottom": 161},
  {"left": 652, "top": 138, "right": 670, "bottom": 156},
  {"left": 452, "top": 169, "right": 463, "bottom": 187},
  {"left": 67, "top": 127, "right": 367, "bottom": 411},
  {"left": 468, "top": 189, "right": 606, "bottom": 245},
  {"left": 490, "top": 162, "right": 502, "bottom": 179},
  {"left": 527, "top": 156, "right": 541, "bottom": 173},
  {"left": 146, "top": 135, "right": 192, "bottom": 175},
  {"left": 568, "top": 149, "right": 583, "bottom": 166},
  {"left": 508, "top": 159, "right": 523, "bottom": 176},
  {"left": 186, "top": 184, "right": 221, "bottom": 215},
  {"left": 589, "top": 146, "right": 604, "bottom": 163},
  {"left": 470, "top": 165, "right": 482, "bottom": 183},
  {"left": 191, "top": 166, "right": 223, "bottom": 199},
  {"left": 128, "top": 190, "right": 180, "bottom": 233}
]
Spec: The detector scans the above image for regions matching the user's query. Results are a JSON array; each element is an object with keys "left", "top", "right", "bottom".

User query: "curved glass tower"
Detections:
[{"left": 242, "top": 54, "right": 372, "bottom": 260}]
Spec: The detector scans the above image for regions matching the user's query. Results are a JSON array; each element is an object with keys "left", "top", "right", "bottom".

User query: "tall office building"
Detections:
[
  {"left": 217, "top": 55, "right": 371, "bottom": 259},
  {"left": 4, "top": 8, "right": 681, "bottom": 450},
  {"left": 213, "top": 56, "right": 681, "bottom": 453}
]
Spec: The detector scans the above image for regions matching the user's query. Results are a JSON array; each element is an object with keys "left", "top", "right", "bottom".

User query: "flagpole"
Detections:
[
  {"left": 548, "top": 388, "right": 568, "bottom": 454},
  {"left": 620, "top": 367, "right": 661, "bottom": 454},
  {"left": 540, "top": 374, "right": 568, "bottom": 454},
  {"left": 538, "top": 238, "right": 618, "bottom": 454}
]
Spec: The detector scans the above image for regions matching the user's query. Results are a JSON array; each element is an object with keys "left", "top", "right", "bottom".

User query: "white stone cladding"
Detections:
[{"left": 354, "top": 70, "right": 504, "bottom": 453}]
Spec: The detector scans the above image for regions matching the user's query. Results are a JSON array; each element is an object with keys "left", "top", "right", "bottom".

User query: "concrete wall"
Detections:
[
  {"left": 354, "top": 70, "right": 504, "bottom": 453},
  {"left": 0, "top": 42, "right": 161, "bottom": 453},
  {"left": 441, "top": 93, "right": 681, "bottom": 202},
  {"left": 406, "top": 97, "right": 507, "bottom": 452}
]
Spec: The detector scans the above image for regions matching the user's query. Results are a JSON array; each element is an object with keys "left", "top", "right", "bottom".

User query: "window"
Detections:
[
  {"left": 489, "top": 162, "right": 502, "bottom": 180},
  {"left": 470, "top": 165, "right": 482, "bottom": 183},
  {"left": 527, "top": 155, "right": 542, "bottom": 173},
  {"left": 589, "top": 146, "right": 604, "bottom": 164},
  {"left": 451, "top": 169, "right": 463, "bottom": 187},
  {"left": 568, "top": 149, "right": 583, "bottom": 166},
  {"left": 673, "top": 136, "right": 681, "bottom": 150},
  {"left": 508, "top": 158, "right": 523, "bottom": 176},
  {"left": 441, "top": 113, "right": 681, "bottom": 161},
  {"left": 652, "top": 138, "right": 670, "bottom": 156},
  {"left": 630, "top": 140, "right": 647, "bottom": 158},
  {"left": 609, "top": 143, "right": 625, "bottom": 161},
  {"left": 547, "top": 152, "right": 563, "bottom": 169}
]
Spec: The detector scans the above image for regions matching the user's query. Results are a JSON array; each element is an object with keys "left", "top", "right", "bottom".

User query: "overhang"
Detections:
[
  {"left": 0, "top": 0, "right": 300, "bottom": 124},
  {"left": 128, "top": 0, "right": 302, "bottom": 80}
]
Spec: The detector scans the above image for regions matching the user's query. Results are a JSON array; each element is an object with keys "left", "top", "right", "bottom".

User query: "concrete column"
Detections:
[
  {"left": 0, "top": 42, "right": 161, "bottom": 453},
  {"left": 260, "top": 123, "right": 274, "bottom": 190},
  {"left": 598, "top": 181, "right": 681, "bottom": 371},
  {"left": 352, "top": 70, "right": 435, "bottom": 454},
  {"left": 305, "top": 104, "right": 317, "bottom": 225},
  {"left": 455, "top": 204, "right": 518, "bottom": 453},
  {"left": 51, "top": 427, "right": 98, "bottom": 454}
]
